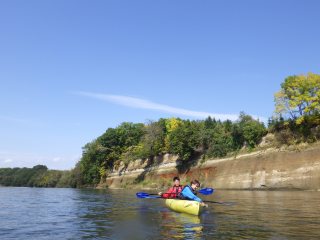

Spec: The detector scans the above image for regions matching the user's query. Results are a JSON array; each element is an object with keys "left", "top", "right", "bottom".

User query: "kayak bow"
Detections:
[{"left": 165, "top": 199, "right": 204, "bottom": 216}]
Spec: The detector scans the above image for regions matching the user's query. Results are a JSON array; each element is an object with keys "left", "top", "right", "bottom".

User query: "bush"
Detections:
[
  {"left": 270, "top": 113, "right": 320, "bottom": 144},
  {"left": 274, "top": 128, "right": 296, "bottom": 145},
  {"left": 310, "top": 126, "right": 320, "bottom": 141}
]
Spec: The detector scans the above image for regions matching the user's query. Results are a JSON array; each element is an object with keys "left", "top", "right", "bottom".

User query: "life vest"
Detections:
[
  {"left": 178, "top": 185, "right": 197, "bottom": 200},
  {"left": 172, "top": 185, "right": 183, "bottom": 196},
  {"left": 161, "top": 185, "right": 183, "bottom": 198}
]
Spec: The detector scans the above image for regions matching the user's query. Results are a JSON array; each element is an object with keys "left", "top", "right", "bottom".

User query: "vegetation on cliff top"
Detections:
[{"left": 78, "top": 113, "right": 266, "bottom": 185}]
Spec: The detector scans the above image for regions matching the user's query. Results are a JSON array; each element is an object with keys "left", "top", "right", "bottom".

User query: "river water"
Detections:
[{"left": 0, "top": 187, "right": 319, "bottom": 239}]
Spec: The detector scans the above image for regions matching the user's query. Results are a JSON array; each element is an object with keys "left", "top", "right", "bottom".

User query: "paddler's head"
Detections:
[
  {"left": 190, "top": 180, "right": 200, "bottom": 190},
  {"left": 173, "top": 176, "right": 180, "bottom": 186}
]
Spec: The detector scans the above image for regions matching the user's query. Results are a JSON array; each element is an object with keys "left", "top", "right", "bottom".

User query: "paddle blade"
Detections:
[
  {"left": 198, "top": 188, "right": 214, "bottom": 195},
  {"left": 136, "top": 192, "right": 149, "bottom": 198},
  {"left": 136, "top": 192, "right": 162, "bottom": 199},
  {"left": 136, "top": 192, "right": 149, "bottom": 196}
]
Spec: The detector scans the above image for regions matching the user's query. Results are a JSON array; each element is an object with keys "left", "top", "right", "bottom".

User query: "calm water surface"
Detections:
[{"left": 0, "top": 187, "right": 319, "bottom": 239}]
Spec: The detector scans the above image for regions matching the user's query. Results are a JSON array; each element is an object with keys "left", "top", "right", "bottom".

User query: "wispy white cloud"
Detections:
[
  {"left": 4, "top": 158, "right": 13, "bottom": 163},
  {"left": 52, "top": 157, "right": 61, "bottom": 162},
  {"left": 74, "top": 91, "right": 266, "bottom": 121}
]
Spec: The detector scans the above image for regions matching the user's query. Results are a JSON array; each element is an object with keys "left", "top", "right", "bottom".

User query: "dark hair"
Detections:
[
  {"left": 173, "top": 176, "right": 180, "bottom": 181},
  {"left": 190, "top": 179, "right": 200, "bottom": 188}
]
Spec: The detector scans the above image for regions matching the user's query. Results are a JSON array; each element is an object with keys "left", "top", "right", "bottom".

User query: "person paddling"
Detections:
[
  {"left": 179, "top": 180, "right": 208, "bottom": 207},
  {"left": 158, "top": 176, "right": 183, "bottom": 199}
]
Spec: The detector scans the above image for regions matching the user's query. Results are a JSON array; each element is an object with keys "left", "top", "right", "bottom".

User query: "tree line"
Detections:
[
  {"left": 77, "top": 113, "right": 267, "bottom": 185},
  {"left": 0, "top": 165, "right": 77, "bottom": 188}
]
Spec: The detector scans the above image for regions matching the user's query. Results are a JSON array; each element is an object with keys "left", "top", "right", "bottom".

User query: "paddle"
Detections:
[
  {"left": 136, "top": 188, "right": 214, "bottom": 199},
  {"left": 136, "top": 192, "right": 159, "bottom": 198},
  {"left": 136, "top": 193, "right": 233, "bottom": 206}
]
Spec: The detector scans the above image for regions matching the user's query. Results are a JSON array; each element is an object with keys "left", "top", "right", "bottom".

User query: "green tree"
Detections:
[
  {"left": 80, "top": 140, "right": 105, "bottom": 185},
  {"left": 166, "top": 120, "right": 198, "bottom": 160},
  {"left": 238, "top": 113, "right": 267, "bottom": 148},
  {"left": 79, "top": 122, "right": 145, "bottom": 185},
  {"left": 206, "top": 123, "right": 233, "bottom": 158},
  {"left": 139, "top": 119, "right": 166, "bottom": 157}
]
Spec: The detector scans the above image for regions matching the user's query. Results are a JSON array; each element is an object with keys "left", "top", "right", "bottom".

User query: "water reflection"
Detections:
[{"left": 160, "top": 211, "right": 203, "bottom": 239}]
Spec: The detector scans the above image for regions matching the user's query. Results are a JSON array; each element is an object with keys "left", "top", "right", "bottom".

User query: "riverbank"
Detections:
[{"left": 102, "top": 142, "right": 320, "bottom": 191}]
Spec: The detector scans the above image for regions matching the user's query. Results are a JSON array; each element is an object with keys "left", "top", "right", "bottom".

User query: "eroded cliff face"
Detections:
[{"left": 104, "top": 145, "right": 320, "bottom": 190}]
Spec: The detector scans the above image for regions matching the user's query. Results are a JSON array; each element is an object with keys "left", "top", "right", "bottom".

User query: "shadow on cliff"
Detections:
[
  {"left": 175, "top": 151, "right": 202, "bottom": 174},
  {"left": 134, "top": 156, "right": 164, "bottom": 183},
  {"left": 133, "top": 152, "right": 202, "bottom": 184}
]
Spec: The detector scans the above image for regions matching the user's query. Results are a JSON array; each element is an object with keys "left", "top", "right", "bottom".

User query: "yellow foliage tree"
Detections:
[
  {"left": 164, "top": 118, "right": 182, "bottom": 151},
  {"left": 274, "top": 72, "right": 320, "bottom": 124}
]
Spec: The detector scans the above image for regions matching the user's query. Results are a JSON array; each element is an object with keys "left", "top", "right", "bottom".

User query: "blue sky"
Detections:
[{"left": 0, "top": 0, "right": 319, "bottom": 170}]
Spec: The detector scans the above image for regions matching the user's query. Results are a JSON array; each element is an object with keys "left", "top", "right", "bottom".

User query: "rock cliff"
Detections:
[{"left": 104, "top": 144, "right": 320, "bottom": 190}]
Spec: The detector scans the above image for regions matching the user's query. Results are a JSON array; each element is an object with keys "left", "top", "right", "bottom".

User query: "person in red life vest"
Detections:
[{"left": 158, "top": 176, "right": 183, "bottom": 199}]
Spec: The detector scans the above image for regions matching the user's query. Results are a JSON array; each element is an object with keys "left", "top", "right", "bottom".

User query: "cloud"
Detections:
[
  {"left": 4, "top": 158, "right": 13, "bottom": 163},
  {"left": 52, "top": 157, "right": 61, "bottom": 162},
  {"left": 73, "top": 91, "right": 256, "bottom": 121}
]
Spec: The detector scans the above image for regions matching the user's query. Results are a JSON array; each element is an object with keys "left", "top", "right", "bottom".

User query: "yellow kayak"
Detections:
[{"left": 165, "top": 199, "right": 204, "bottom": 216}]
